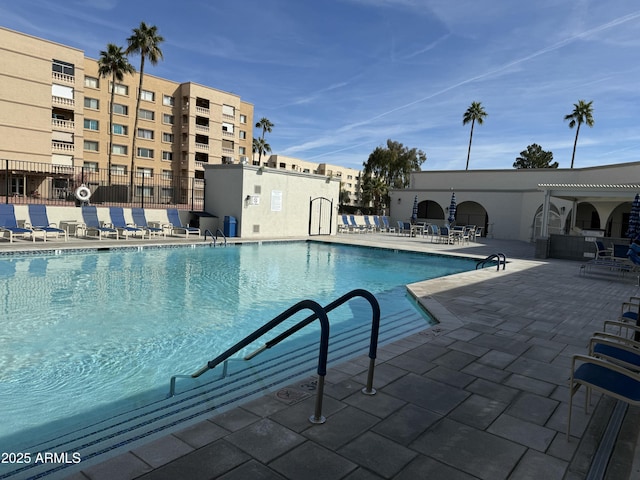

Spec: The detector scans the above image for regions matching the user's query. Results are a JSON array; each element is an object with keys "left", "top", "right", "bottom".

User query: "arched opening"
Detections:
[
  {"left": 533, "top": 203, "right": 562, "bottom": 240},
  {"left": 417, "top": 200, "right": 444, "bottom": 222},
  {"left": 456, "top": 201, "right": 488, "bottom": 236}
]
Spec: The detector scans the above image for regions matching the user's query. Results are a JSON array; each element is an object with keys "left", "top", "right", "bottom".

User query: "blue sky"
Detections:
[{"left": 2, "top": 0, "right": 640, "bottom": 171}]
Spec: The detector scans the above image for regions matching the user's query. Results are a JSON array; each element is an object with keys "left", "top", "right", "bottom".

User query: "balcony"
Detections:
[
  {"left": 222, "top": 113, "right": 235, "bottom": 120},
  {"left": 195, "top": 124, "right": 210, "bottom": 133},
  {"left": 52, "top": 141, "right": 74, "bottom": 152},
  {"left": 222, "top": 147, "right": 234, "bottom": 155},
  {"left": 52, "top": 119, "right": 75, "bottom": 130},
  {"left": 195, "top": 142, "right": 209, "bottom": 151},
  {"left": 52, "top": 71, "right": 74, "bottom": 84},
  {"left": 52, "top": 96, "right": 75, "bottom": 107},
  {"left": 195, "top": 106, "right": 209, "bottom": 116},
  {"left": 222, "top": 130, "right": 234, "bottom": 138}
]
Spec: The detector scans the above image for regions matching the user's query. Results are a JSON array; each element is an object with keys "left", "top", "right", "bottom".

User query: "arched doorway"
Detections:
[
  {"left": 417, "top": 200, "right": 444, "bottom": 222},
  {"left": 456, "top": 201, "right": 488, "bottom": 236}
]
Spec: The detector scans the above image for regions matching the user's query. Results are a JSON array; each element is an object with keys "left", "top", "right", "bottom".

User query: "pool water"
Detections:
[{"left": 0, "top": 242, "right": 475, "bottom": 450}]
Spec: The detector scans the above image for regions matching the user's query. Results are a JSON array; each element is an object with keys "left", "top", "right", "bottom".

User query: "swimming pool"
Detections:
[{"left": 0, "top": 241, "right": 476, "bottom": 465}]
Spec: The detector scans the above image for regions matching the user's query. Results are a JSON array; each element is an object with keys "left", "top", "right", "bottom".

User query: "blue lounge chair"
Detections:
[
  {"left": 381, "top": 216, "right": 395, "bottom": 233},
  {"left": 348, "top": 215, "right": 366, "bottom": 233},
  {"left": 363, "top": 215, "right": 375, "bottom": 232},
  {"left": 80, "top": 206, "right": 119, "bottom": 240},
  {"left": 166, "top": 208, "right": 200, "bottom": 238},
  {"left": 27, "top": 204, "right": 68, "bottom": 241},
  {"left": 339, "top": 214, "right": 351, "bottom": 233},
  {"left": 131, "top": 208, "right": 165, "bottom": 238},
  {"left": 0, "top": 204, "right": 36, "bottom": 242},
  {"left": 373, "top": 216, "right": 382, "bottom": 232},
  {"left": 109, "top": 207, "right": 147, "bottom": 239}
]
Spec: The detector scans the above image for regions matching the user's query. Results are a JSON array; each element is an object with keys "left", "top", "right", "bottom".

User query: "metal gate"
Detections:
[{"left": 309, "top": 197, "right": 333, "bottom": 235}]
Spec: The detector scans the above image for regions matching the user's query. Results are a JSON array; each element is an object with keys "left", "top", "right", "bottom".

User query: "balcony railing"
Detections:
[
  {"left": 195, "top": 142, "right": 209, "bottom": 151},
  {"left": 52, "top": 119, "right": 75, "bottom": 130},
  {"left": 195, "top": 106, "right": 209, "bottom": 116},
  {"left": 52, "top": 96, "right": 75, "bottom": 107},
  {"left": 52, "top": 72, "right": 74, "bottom": 84},
  {"left": 195, "top": 124, "right": 210, "bottom": 133},
  {"left": 222, "top": 130, "right": 234, "bottom": 138},
  {"left": 52, "top": 142, "right": 75, "bottom": 152}
]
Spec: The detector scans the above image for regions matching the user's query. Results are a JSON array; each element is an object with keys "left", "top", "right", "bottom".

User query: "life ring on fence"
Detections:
[{"left": 75, "top": 185, "right": 91, "bottom": 202}]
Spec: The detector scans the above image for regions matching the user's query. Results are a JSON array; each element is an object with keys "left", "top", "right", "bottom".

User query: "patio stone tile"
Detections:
[
  {"left": 385, "top": 354, "right": 436, "bottom": 375},
  {"left": 507, "top": 392, "right": 559, "bottom": 425},
  {"left": 469, "top": 333, "right": 532, "bottom": 356},
  {"left": 507, "top": 357, "right": 568, "bottom": 385},
  {"left": 461, "top": 361, "right": 511, "bottom": 383},
  {"left": 447, "top": 339, "right": 490, "bottom": 357},
  {"left": 302, "top": 406, "right": 379, "bottom": 450},
  {"left": 217, "top": 460, "right": 285, "bottom": 480},
  {"left": 478, "top": 349, "right": 518, "bottom": 369},
  {"left": 136, "top": 440, "right": 250, "bottom": 480},
  {"left": 211, "top": 407, "right": 261, "bottom": 432},
  {"left": 449, "top": 394, "right": 508, "bottom": 430},
  {"left": 225, "top": 419, "right": 305, "bottom": 464},
  {"left": 338, "top": 431, "right": 417, "bottom": 479},
  {"left": 503, "top": 373, "right": 556, "bottom": 396},
  {"left": 433, "top": 349, "right": 477, "bottom": 370},
  {"left": 81, "top": 452, "right": 152, "bottom": 480},
  {"left": 343, "top": 389, "right": 406, "bottom": 419},
  {"left": 394, "top": 455, "right": 478, "bottom": 480},
  {"left": 325, "top": 376, "right": 371, "bottom": 400},
  {"left": 270, "top": 441, "right": 357, "bottom": 480},
  {"left": 343, "top": 468, "right": 385, "bottom": 480},
  {"left": 466, "top": 378, "right": 520, "bottom": 404},
  {"left": 424, "top": 365, "right": 475, "bottom": 388},
  {"left": 445, "top": 327, "right": 482, "bottom": 342},
  {"left": 521, "top": 344, "right": 562, "bottom": 363},
  {"left": 487, "top": 414, "right": 556, "bottom": 451},
  {"left": 270, "top": 395, "right": 346, "bottom": 433},
  {"left": 411, "top": 418, "right": 526, "bottom": 480},
  {"left": 372, "top": 403, "right": 441, "bottom": 445},
  {"left": 351, "top": 362, "right": 408, "bottom": 389},
  {"left": 131, "top": 435, "right": 194, "bottom": 468},
  {"left": 509, "top": 449, "right": 568, "bottom": 480},
  {"left": 403, "top": 343, "right": 450, "bottom": 362},
  {"left": 383, "top": 373, "right": 470, "bottom": 415},
  {"left": 173, "top": 419, "right": 230, "bottom": 449}
]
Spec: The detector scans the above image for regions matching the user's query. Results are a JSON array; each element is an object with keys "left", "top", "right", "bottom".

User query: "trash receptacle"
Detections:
[{"left": 223, "top": 216, "right": 237, "bottom": 237}]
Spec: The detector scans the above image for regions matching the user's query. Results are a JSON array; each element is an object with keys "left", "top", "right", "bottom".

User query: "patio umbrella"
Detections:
[
  {"left": 411, "top": 195, "right": 418, "bottom": 224},
  {"left": 626, "top": 193, "right": 640, "bottom": 238},
  {"left": 447, "top": 192, "right": 457, "bottom": 225}
]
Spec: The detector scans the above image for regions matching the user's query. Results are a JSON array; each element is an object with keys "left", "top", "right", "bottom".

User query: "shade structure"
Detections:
[
  {"left": 626, "top": 193, "right": 640, "bottom": 238},
  {"left": 448, "top": 192, "right": 457, "bottom": 224},
  {"left": 411, "top": 195, "right": 418, "bottom": 223}
]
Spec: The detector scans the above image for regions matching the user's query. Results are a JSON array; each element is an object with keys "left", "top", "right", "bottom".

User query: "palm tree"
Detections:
[
  {"left": 255, "top": 117, "right": 274, "bottom": 164},
  {"left": 564, "top": 100, "right": 594, "bottom": 168},
  {"left": 462, "top": 101, "right": 488, "bottom": 170},
  {"left": 125, "top": 22, "right": 164, "bottom": 200},
  {"left": 252, "top": 137, "right": 271, "bottom": 164},
  {"left": 97, "top": 44, "right": 135, "bottom": 186}
]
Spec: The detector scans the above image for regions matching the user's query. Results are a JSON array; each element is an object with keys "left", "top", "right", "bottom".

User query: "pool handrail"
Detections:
[
  {"left": 170, "top": 298, "right": 331, "bottom": 424},
  {"left": 476, "top": 252, "right": 506, "bottom": 271},
  {"left": 203, "top": 228, "right": 227, "bottom": 247},
  {"left": 245, "top": 288, "right": 381, "bottom": 395}
]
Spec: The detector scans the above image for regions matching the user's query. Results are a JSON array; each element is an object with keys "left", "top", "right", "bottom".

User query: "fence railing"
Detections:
[{"left": 1, "top": 159, "right": 204, "bottom": 211}]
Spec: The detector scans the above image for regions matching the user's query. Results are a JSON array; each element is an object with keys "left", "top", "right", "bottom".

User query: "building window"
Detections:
[
  {"left": 113, "top": 124, "right": 128, "bottom": 135},
  {"left": 110, "top": 83, "right": 129, "bottom": 95},
  {"left": 141, "top": 89, "right": 155, "bottom": 102},
  {"left": 111, "top": 164, "right": 127, "bottom": 175},
  {"left": 279, "top": 163, "right": 286, "bottom": 168},
  {"left": 84, "top": 97, "right": 99, "bottom": 110},
  {"left": 83, "top": 140, "right": 99, "bottom": 152},
  {"left": 163, "top": 113, "right": 174, "bottom": 125},
  {"left": 139, "top": 109, "right": 155, "bottom": 121},
  {"left": 240, "top": 114, "right": 247, "bottom": 123},
  {"left": 136, "top": 167, "right": 153, "bottom": 178},
  {"left": 239, "top": 147, "right": 246, "bottom": 155},
  {"left": 239, "top": 131, "right": 246, "bottom": 139},
  {"left": 83, "top": 162, "right": 99, "bottom": 172},
  {"left": 84, "top": 76, "right": 99, "bottom": 88},
  {"left": 136, "top": 186, "right": 154, "bottom": 197},
  {"left": 162, "top": 169, "right": 173, "bottom": 180},
  {"left": 137, "top": 128, "right": 154, "bottom": 140},
  {"left": 162, "top": 151, "right": 173, "bottom": 161},
  {"left": 161, "top": 187, "right": 174, "bottom": 198},
  {"left": 52, "top": 59, "right": 74, "bottom": 76},
  {"left": 163, "top": 95, "right": 175, "bottom": 106},
  {"left": 222, "top": 104, "right": 235, "bottom": 117},
  {"left": 137, "top": 147, "right": 154, "bottom": 159},
  {"left": 112, "top": 144, "right": 128, "bottom": 155},
  {"left": 112, "top": 103, "right": 128, "bottom": 115},
  {"left": 162, "top": 132, "right": 174, "bottom": 142},
  {"left": 83, "top": 119, "right": 99, "bottom": 131}
]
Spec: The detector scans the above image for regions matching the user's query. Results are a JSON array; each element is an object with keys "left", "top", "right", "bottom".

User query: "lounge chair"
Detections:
[
  {"left": 166, "top": 208, "right": 200, "bottom": 238},
  {"left": 363, "top": 216, "right": 376, "bottom": 232},
  {"left": 381, "top": 216, "right": 395, "bottom": 233},
  {"left": 80, "top": 206, "right": 119, "bottom": 240},
  {"left": 373, "top": 216, "right": 383, "bottom": 232},
  {"left": 0, "top": 204, "right": 36, "bottom": 242},
  {"left": 109, "top": 207, "right": 148, "bottom": 240},
  {"left": 131, "top": 208, "right": 165, "bottom": 238},
  {"left": 27, "top": 204, "right": 68, "bottom": 241},
  {"left": 397, "top": 221, "right": 409, "bottom": 236},
  {"left": 567, "top": 354, "right": 640, "bottom": 438},
  {"left": 339, "top": 214, "right": 351, "bottom": 233},
  {"left": 348, "top": 215, "right": 366, "bottom": 233}
]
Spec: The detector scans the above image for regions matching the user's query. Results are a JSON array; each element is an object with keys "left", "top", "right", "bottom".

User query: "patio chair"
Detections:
[
  {"left": 348, "top": 215, "right": 366, "bottom": 233},
  {"left": 166, "top": 208, "right": 200, "bottom": 238},
  {"left": 27, "top": 204, "right": 68, "bottom": 242},
  {"left": 381, "top": 216, "right": 395, "bottom": 233},
  {"left": 109, "top": 207, "right": 148, "bottom": 240},
  {"left": 589, "top": 333, "right": 640, "bottom": 372},
  {"left": 80, "top": 206, "right": 119, "bottom": 240},
  {"left": 373, "top": 216, "right": 382, "bottom": 232},
  {"left": 363, "top": 216, "right": 376, "bottom": 232},
  {"left": 131, "top": 208, "right": 165, "bottom": 238},
  {"left": 438, "top": 226, "right": 454, "bottom": 244},
  {"left": 593, "top": 240, "right": 612, "bottom": 260},
  {"left": 339, "top": 214, "right": 352, "bottom": 233},
  {"left": 397, "top": 221, "right": 410, "bottom": 236},
  {"left": 567, "top": 354, "right": 640, "bottom": 439},
  {"left": 0, "top": 204, "right": 36, "bottom": 242}
]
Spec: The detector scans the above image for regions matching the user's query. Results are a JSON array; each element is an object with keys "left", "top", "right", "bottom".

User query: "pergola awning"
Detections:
[{"left": 538, "top": 183, "right": 640, "bottom": 202}]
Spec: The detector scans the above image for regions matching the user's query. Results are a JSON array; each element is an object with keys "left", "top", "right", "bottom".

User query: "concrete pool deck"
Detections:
[{"left": 1, "top": 232, "right": 639, "bottom": 479}]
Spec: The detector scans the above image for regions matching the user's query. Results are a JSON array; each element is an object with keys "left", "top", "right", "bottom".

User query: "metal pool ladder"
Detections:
[
  {"left": 168, "top": 289, "right": 381, "bottom": 425},
  {"left": 476, "top": 252, "right": 506, "bottom": 271},
  {"left": 204, "top": 228, "right": 227, "bottom": 247}
]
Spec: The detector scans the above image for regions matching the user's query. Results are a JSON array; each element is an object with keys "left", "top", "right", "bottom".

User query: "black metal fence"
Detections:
[{"left": 1, "top": 159, "right": 204, "bottom": 211}]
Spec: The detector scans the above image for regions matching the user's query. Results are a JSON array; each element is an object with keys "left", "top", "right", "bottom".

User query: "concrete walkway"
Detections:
[{"left": 1, "top": 233, "right": 639, "bottom": 479}]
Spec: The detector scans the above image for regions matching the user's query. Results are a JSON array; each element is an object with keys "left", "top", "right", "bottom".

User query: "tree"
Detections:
[
  {"left": 361, "top": 175, "right": 388, "bottom": 214},
  {"left": 97, "top": 44, "right": 135, "bottom": 186},
  {"left": 255, "top": 117, "right": 274, "bottom": 165},
  {"left": 462, "top": 101, "right": 488, "bottom": 170},
  {"left": 564, "top": 100, "right": 594, "bottom": 168},
  {"left": 513, "top": 144, "right": 558, "bottom": 169},
  {"left": 362, "top": 139, "right": 426, "bottom": 209},
  {"left": 126, "top": 22, "right": 164, "bottom": 200},
  {"left": 252, "top": 137, "right": 271, "bottom": 163}
]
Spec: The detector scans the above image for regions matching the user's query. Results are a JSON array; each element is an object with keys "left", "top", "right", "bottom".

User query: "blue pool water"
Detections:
[{"left": 0, "top": 242, "right": 476, "bottom": 451}]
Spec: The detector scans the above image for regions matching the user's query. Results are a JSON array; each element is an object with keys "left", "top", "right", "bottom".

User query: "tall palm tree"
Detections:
[
  {"left": 252, "top": 137, "right": 271, "bottom": 164},
  {"left": 462, "top": 101, "right": 488, "bottom": 170},
  {"left": 97, "top": 44, "right": 135, "bottom": 186},
  {"left": 125, "top": 22, "right": 164, "bottom": 200},
  {"left": 564, "top": 100, "right": 594, "bottom": 168},
  {"left": 255, "top": 117, "right": 274, "bottom": 164}
]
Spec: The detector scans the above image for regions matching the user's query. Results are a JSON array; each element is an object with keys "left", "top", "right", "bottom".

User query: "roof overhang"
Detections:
[{"left": 538, "top": 183, "right": 640, "bottom": 202}]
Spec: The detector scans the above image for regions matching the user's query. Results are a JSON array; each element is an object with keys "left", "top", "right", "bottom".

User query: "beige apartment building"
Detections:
[{"left": 0, "top": 27, "right": 253, "bottom": 205}]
